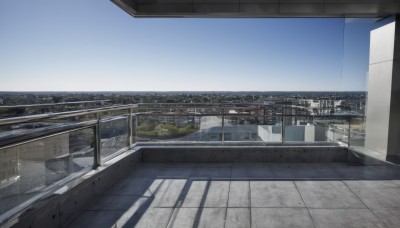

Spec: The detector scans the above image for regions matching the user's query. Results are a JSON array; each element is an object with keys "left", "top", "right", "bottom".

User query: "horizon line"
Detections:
[{"left": 0, "top": 90, "right": 367, "bottom": 93}]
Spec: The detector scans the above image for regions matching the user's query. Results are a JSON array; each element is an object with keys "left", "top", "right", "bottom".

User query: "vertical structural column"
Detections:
[
  {"left": 127, "top": 108, "right": 133, "bottom": 147},
  {"left": 94, "top": 113, "right": 102, "bottom": 167},
  {"left": 221, "top": 108, "right": 225, "bottom": 143},
  {"left": 365, "top": 16, "right": 400, "bottom": 158}
]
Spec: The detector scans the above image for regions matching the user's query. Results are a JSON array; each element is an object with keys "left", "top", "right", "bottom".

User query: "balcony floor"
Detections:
[{"left": 68, "top": 163, "right": 400, "bottom": 228}]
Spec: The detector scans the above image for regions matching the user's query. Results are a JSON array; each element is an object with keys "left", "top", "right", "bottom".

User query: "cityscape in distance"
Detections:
[
  {"left": 0, "top": 91, "right": 366, "bottom": 116},
  {"left": 0, "top": 91, "right": 366, "bottom": 149}
]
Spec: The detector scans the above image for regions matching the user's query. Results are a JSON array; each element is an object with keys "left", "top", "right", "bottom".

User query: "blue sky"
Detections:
[{"left": 0, "top": 0, "right": 374, "bottom": 91}]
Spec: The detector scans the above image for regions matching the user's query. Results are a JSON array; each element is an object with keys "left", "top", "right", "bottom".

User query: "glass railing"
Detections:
[
  {"left": 133, "top": 104, "right": 358, "bottom": 145},
  {"left": 349, "top": 116, "right": 366, "bottom": 148},
  {"left": 100, "top": 116, "right": 129, "bottom": 160},
  {"left": 0, "top": 103, "right": 364, "bottom": 220},
  {"left": 0, "top": 104, "right": 136, "bottom": 220},
  {"left": 0, "top": 127, "right": 95, "bottom": 215}
]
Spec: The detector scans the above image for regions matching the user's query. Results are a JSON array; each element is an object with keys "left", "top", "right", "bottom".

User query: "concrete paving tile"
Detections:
[
  {"left": 352, "top": 187, "right": 400, "bottom": 208},
  {"left": 371, "top": 208, "right": 400, "bottom": 228},
  {"left": 109, "top": 198, "right": 155, "bottom": 227},
  {"left": 231, "top": 167, "right": 251, "bottom": 179},
  {"left": 390, "top": 180, "right": 400, "bottom": 187},
  {"left": 167, "top": 208, "right": 226, "bottom": 228},
  {"left": 294, "top": 164, "right": 340, "bottom": 179},
  {"left": 368, "top": 165, "right": 400, "bottom": 179},
  {"left": 191, "top": 167, "right": 231, "bottom": 179},
  {"left": 231, "top": 166, "right": 273, "bottom": 179},
  {"left": 204, "top": 180, "right": 230, "bottom": 207},
  {"left": 251, "top": 208, "right": 314, "bottom": 228},
  {"left": 250, "top": 181, "right": 305, "bottom": 208},
  {"left": 104, "top": 178, "right": 154, "bottom": 196},
  {"left": 162, "top": 163, "right": 198, "bottom": 168},
  {"left": 197, "top": 208, "right": 226, "bottom": 228},
  {"left": 157, "top": 167, "right": 193, "bottom": 178},
  {"left": 134, "top": 208, "right": 174, "bottom": 228},
  {"left": 167, "top": 208, "right": 198, "bottom": 228},
  {"left": 309, "top": 209, "right": 386, "bottom": 228},
  {"left": 228, "top": 181, "right": 250, "bottom": 207},
  {"left": 295, "top": 180, "right": 348, "bottom": 189},
  {"left": 181, "top": 180, "right": 208, "bottom": 208},
  {"left": 295, "top": 181, "right": 366, "bottom": 209},
  {"left": 148, "top": 179, "right": 186, "bottom": 194},
  {"left": 251, "top": 180, "right": 296, "bottom": 189},
  {"left": 128, "top": 165, "right": 164, "bottom": 178},
  {"left": 149, "top": 179, "right": 187, "bottom": 207},
  {"left": 225, "top": 208, "right": 250, "bottom": 228},
  {"left": 68, "top": 211, "right": 123, "bottom": 228},
  {"left": 335, "top": 166, "right": 386, "bottom": 180},
  {"left": 180, "top": 180, "right": 229, "bottom": 208},
  {"left": 268, "top": 163, "right": 297, "bottom": 179},
  {"left": 86, "top": 195, "right": 149, "bottom": 211},
  {"left": 344, "top": 180, "right": 399, "bottom": 189}
]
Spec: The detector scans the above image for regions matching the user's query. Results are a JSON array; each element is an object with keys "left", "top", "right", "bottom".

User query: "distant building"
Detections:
[
  {"left": 258, "top": 124, "right": 327, "bottom": 142},
  {"left": 0, "top": 98, "right": 3, "bottom": 105},
  {"left": 205, "top": 125, "right": 259, "bottom": 141}
]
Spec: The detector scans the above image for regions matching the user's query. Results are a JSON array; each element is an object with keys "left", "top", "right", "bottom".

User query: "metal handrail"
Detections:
[
  {"left": 0, "top": 123, "right": 96, "bottom": 151},
  {"left": 0, "top": 120, "right": 98, "bottom": 149},
  {"left": 135, "top": 113, "right": 363, "bottom": 118},
  {"left": 136, "top": 103, "right": 332, "bottom": 111},
  {"left": 0, "top": 100, "right": 112, "bottom": 109},
  {"left": 0, "top": 104, "right": 138, "bottom": 126}
]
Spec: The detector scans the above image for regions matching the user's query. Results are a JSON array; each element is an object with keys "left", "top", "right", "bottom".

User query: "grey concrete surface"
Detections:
[
  {"left": 225, "top": 208, "right": 250, "bottom": 228},
  {"left": 68, "top": 162, "right": 400, "bottom": 228},
  {"left": 309, "top": 209, "right": 386, "bottom": 228},
  {"left": 250, "top": 181, "right": 305, "bottom": 208},
  {"left": 352, "top": 187, "right": 400, "bottom": 209},
  {"left": 295, "top": 181, "right": 366, "bottom": 209},
  {"left": 228, "top": 181, "right": 249, "bottom": 207},
  {"left": 252, "top": 208, "right": 314, "bottom": 228}
]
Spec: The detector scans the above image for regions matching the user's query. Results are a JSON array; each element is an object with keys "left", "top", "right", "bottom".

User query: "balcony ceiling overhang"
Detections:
[{"left": 111, "top": 0, "right": 400, "bottom": 18}]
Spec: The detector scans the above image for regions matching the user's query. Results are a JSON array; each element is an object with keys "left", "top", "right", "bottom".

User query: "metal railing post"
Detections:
[
  {"left": 221, "top": 108, "right": 225, "bottom": 143},
  {"left": 281, "top": 115, "right": 284, "bottom": 144},
  {"left": 127, "top": 108, "right": 133, "bottom": 147},
  {"left": 348, "top": 116, "right": 351, "bottom": 148},
  {"left": 94, "top": 112, "right": 101, "bottom": 167},
  {"left": 134, "top": 114, "right": 138, "bottom": 144}
]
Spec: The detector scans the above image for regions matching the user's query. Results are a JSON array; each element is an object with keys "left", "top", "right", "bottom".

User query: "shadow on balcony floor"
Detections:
[{"left": 68, "top": 163, "right": 400, "bottom": 228}]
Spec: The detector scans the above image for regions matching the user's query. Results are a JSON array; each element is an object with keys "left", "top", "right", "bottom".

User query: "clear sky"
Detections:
[{"left": 0, "top": 0, "right": 374, "bottom": 92}]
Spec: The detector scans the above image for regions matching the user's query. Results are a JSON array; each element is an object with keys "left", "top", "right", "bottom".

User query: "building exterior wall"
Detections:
[
  {"left": 284, "top": 126, "right": 305, "bottom": 142},
  {"left": 387, "top": 18, "right": 400, "bottom": 157},
  {"left": 257, "top": 125, "right": 281, "bottom": 142},
  {"left": 304, "top": 125, "right": 315, "bottom": 142},
  {"left": 365, "top": 21, "right": 396, "bottom": 155}
]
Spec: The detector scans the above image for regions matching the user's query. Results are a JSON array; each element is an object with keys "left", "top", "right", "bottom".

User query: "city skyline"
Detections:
[{"left": 0, "top": 1, "right": 374, "bottom": 92}]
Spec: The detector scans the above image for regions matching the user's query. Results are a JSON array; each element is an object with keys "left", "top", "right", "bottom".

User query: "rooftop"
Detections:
[{"left": 69, "top": 161, "right": 400, "bottom": 228}]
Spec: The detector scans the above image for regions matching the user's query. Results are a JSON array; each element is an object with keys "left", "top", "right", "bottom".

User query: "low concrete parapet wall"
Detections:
[
  {"left": 3, "top": 149, "right": 142, "bottom": 228},
  {"left": 140, "top": 145, "right": 349, "bottom": 163}
]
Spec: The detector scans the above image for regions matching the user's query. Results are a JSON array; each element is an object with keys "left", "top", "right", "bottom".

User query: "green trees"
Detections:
[{"left": 137, "top": 120, "right": 199, "bottom": 139}]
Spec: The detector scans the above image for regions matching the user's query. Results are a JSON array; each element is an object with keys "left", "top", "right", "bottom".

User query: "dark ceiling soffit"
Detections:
[
  {"left": 110, "top": 1, "right": 399, "bottom": 18},
  {"left": 111, "top": 0, "right": 137, "bottom": 18}
]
